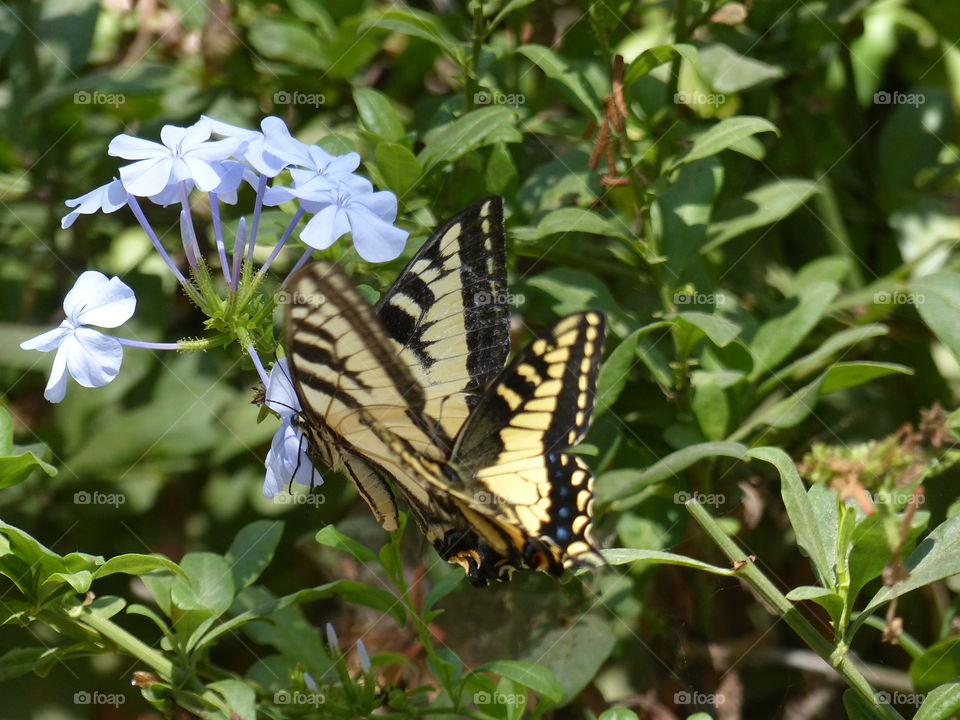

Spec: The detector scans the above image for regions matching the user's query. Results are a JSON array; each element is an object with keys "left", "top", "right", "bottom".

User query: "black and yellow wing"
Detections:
[
  {"left": 330, "top": 197, "right": 509, "bottom": 533},
  {"left": 376, "top": 196, "right": 509, "bottom": 442},
  {"left": 285, "top": 261, "right": 443, "bottom": 531},
  {"left": 445, "top": 312, "right": 607, "bottom": 578}
]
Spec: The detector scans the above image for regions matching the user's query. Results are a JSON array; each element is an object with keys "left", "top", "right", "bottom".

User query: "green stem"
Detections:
[
  {"left": 466, "top": 2, "right": 484, "bottom": 111},
  {"left": 687, "top": 502, "right": 905, "bottom": 720},
  {"left": 76, "top": 607, "right": 174, "bottom": 680}
]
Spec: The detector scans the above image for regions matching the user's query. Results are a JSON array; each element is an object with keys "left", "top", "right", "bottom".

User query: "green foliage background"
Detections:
[{"left": 3, "top": 0, "right": 960, "bottom": 718}]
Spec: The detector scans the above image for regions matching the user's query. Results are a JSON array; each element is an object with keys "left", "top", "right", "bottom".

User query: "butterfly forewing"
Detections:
[
  {"left": 377, "top": 197, "right": 510, "bottom": 440},
  {"left": 286, "top": 262, "right": 445, "bottom": 530}
]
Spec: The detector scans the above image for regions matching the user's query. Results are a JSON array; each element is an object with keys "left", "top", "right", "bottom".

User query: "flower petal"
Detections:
[
  {"left": 108, "top": 134, "right": 168, "bottom": 161},
  {"left": 64, "top": 329, "right": 123, "bottom": 388},
  {"left": 64, "top": 271, "right": 136, "bottom": 328},
  {"left": 180, "top": 156, "right": 224, "bottom": 192},
  {"left": 20, "top": 324, "right": 69, "bottom": 352},
  {"left": 300, "top": 204, "right": 349, "bottom": 250},
  {"left": 265, "top": 358, "right": 300, "bottom": 418},
  {"left": 44, "top": 344, "right": 70, "bottom": 403},
  {"left": 263, "top": 421, "right": 318, "bottom": 497},
  {"left": 183, "top": 137, "right": 243, "bottom": 163},
  {"left": 261, "top": 116, "right": 312, "bottom": 167},
  {"left": 119, "top": 157, "right": 174, "bottom": 197},
  {"left": 348, "top": 207, "right": 409, "bottom": 262},
  {"left": 355, "top": 190, "right": 398, "bottom": 221}
]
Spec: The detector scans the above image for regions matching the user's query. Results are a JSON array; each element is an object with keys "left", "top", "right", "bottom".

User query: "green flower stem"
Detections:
[
  {"left": 686, "top": 501, "right": 905, "bottom": 720},
  {"left": 76, "top": 607, "right": 174, "bottom": 679}
]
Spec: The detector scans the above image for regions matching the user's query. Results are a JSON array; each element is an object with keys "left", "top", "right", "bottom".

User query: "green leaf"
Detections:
[
  {"left": 911, "top": 637, "right": 960, "bottom": 691},
  {"left": 915, "top": 682, "right": 960, "bottom": 720},
  {"left": 247, "top": 18, "right": 327, "bottom": 69},
  {"left": 361, "top": 8, "right": 460, "bottom": 58},
  {"left": 485, "top": 142, "right": 517, "bottom": 195},
  {"left": 225, "top": 520, "right": 283, "bottom": 589},
  {"left": 478, "top": 660, "right": 562, "bottom": 703},
  {"left": 605, "top": 442, "right": 749, "bottom": 506},
  {"left": 418, "top": 107, "right": 519, "bottom": 174},
  {"left": 913, "top": 272, "right": 960, "bottom": 365},
  {"left": 170, "top": 552, "right": 235, "bottom": 616},
  {"left": 655, "top": 156, "right": 724, "bottom": 278},
  {"left": 206, "top": 679, "right": 256, "bottom": 720},
  {"left": 598, "top": 709, "right": 640, "bottom": 720},
  {"left": 855, "top": 514, "right": 960, "bottom": 636},
  {"left": 670, "top": 311, "right": 741, "bottom": 348},
  {"left": 672, "top": 117, "right": 779, "bottom": 168},
  {"left": 623, "top": 43, "right": 697, "bottom": 86},
  {"left": 706, "top": 179, "right": 819, "bottom": 251},
  {"left": 758, "top": 325, "right": 889, "bottom": 394},
  {"left": 785, "top": 586, "right": 844, "bottom": 625},
  {"left": 0, "top": 406, "right": 11, "bottom": 456},
  {"left": 526, "top": 268, "right": 632, "bottom": 336},
  {"left": 355, "top": 88, "right": 405, "bottom": 142},
  {"left": 595, "top": 326, "right": 669, "bottom": 418},
  {"left": 534, "top": 207, "right": 631, "bottom": 241},
  {"left": 520, "top": 614, "right": 614, "bottom": 705},
  {"left": 842, "top": 689, "right": 890, "bottom": 720},
  {"left": 691, "top": 371, "right": 732, "bottom": 441},
  {"left": 819, "top": 361, "right": 912, "bottom": 394},
  {"left": 697, "top": 44, "right": 784, "bottom": 92},
  {"left": 516, "top": 44, "right": 603, "bottom": 120},
  {"left": 376, "top": 142, "right": 420, "bottom": 197},
  {"left": 96, "top": 554, "right": 187, "bottom": 580},
  {"left": 599, "top": 548, "right": 736, "bottom": 575},
  {"left": 491, "top": 0, "right": 537, "bottom": 27},
  {"left": 0, "top": 407, "right": 56, "bottom": 489},
  {"left": 749, "top": 448, "right": 834, "bottom": 588},
  {"left": 748, "top": 281, "right": 840, "bottom": 380},
  {"left": 315, "top": 525, "right": 377, "bottom": 564},
  {"left": 0, "top": 647, "right": 46, "bottom": 680}
]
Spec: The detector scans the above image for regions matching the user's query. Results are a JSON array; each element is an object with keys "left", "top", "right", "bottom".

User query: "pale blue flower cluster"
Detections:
[{"left": 22, "top": 115, "right": 410, "bottom": 496}]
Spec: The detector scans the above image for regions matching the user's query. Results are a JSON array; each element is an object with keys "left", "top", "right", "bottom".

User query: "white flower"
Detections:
[
  {"left": 202, "top": 115, "right": 290, "bottom": 177},
  {"left": 297, "top": 187, "right": 409, "bottom": 262},
  {"left": 61, "top": 179, "right": 130, "bottom": 229},
  {"left": 262, "top": 359, "right": 319, "bottom": 497},
  {"left": 20, "top": 271, "right": 136, "bottom": 403},
  {"left": 108, "top": 119, "right": 242, "bottom": 196}
]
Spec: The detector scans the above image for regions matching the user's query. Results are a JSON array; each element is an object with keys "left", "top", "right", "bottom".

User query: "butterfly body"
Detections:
[{"left": 285, "top": 198, "right": 606, "bottom": 585}]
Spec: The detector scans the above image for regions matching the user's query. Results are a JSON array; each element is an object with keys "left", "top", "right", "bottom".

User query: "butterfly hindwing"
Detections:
[{"left": 447, "top": 311, "right": 606, "bottom": 571}]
